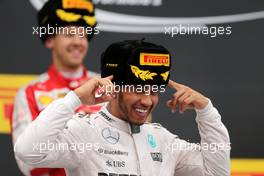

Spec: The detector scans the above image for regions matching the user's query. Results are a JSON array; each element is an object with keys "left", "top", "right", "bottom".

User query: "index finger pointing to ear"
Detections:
[
  {"left": 105, "top": 75, "right": 114, "bottom": 81},
  {"left": 168, "top": 80, "right": 181, "bottom": 90}
]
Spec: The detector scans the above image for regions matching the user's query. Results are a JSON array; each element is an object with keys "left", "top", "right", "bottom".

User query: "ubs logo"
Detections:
[{"left": 106, "top": 160, "right": 125, "bottom": 167}]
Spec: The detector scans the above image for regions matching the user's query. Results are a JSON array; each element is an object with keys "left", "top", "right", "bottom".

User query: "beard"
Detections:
[
  {"left": 117, "top": 93, "right": 129, "bottom": 122},
  {"left": 117, "top": 93, "right": 145, "bottom": 126}
]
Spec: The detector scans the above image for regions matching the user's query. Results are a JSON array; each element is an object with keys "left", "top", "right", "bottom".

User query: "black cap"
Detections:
[
  {"left": 101, "top": 39, "right": 171, "bottom": 86},
  {"left": 37, "top": 0, "right": 97, "bottom": 42}
]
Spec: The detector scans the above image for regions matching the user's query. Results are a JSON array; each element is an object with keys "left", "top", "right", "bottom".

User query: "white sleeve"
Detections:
[
  {"left": 14, "top": 91, "right": 83, "bottom": 170},
  {"left": 173, "top": 100, "right": 231, "bottom": 176},
  {"left": 12, "top": 88, "right": 34, "bottom": 176}
]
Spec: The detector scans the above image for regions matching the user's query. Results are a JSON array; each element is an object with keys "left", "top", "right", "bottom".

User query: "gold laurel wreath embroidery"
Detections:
[
  {"left": 160, "top": 71, "right": 169, "bottom": 81},
  {"left": 56, "top": 9, "right": 81, "bottom": 22},
  {"left": 130, "top": 65, "right": 158, "bottom": 81},
  {"left": 83, "top": 16, "right": 97, "bottom": 26},
  {"left": 56, "top": 9, "right": 96, "bottom": 26}
]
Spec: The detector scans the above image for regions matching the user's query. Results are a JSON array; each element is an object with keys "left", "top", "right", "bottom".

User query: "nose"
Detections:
[
  {"left": 71, "top": 34, "right": 83, "bottom": 45},
  {"left": 140, "top": 94, "right": 152, "bottom": 107}
]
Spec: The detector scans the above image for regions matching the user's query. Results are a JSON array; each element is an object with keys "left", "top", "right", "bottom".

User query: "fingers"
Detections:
[
  {"left": 168, "top": 80, "right": 182, "bottom": 90},
  {"left": 178, "top": 91, "right": 191, "bottom": 113},
  {"left": 181, "top": 95, "right": 194, "bottom": 112},
  {"left": 75, "top": 76, "right": 115, "bottom": 105},
  {"left": 170, "top": 89, "right": 186, "bottom": 112},
  {"left": 97, "top": 77, "right": 114, "bottom": 93},
  {"left": 95, "top": 77, "right": 115, "bottom": 104},
  {"left": 105, "top": 75, "right": 114, "bottom": 81},
  {"left": 166, "top": 100, "right": 173, "bottom": 112},
  {"left": 167, "top": 83, "right": 195, "bottom": 113},
  {"left": 96, "top": 75, "right": 114, "bottom": 93}
]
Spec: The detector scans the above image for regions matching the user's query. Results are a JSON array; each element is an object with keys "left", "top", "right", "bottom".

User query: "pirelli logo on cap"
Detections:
[
  {"left": 62, "top": 0, "right": 94, "bottom": 13},
  {"left": 140, "top": 53, "right": 170, "bottom": 67}
]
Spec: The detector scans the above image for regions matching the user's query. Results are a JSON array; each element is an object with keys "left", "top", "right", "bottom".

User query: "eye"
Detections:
[{"left": 65, "top": 33, "right": 75, "bottom": 38}]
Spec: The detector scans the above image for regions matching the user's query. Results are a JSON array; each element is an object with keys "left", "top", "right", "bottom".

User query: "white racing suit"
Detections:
[{"left": 14, "top": 91, "right": 231, "bottom": 176}]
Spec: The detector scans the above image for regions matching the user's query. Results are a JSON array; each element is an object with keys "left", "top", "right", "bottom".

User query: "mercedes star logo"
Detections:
[{"left": 101, "top": 127, "right": 120, "bottom": 144}]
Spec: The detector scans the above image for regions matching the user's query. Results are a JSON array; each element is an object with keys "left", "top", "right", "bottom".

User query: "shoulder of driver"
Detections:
[
  {"left": 142, "top": 122, "right": 179, "bottom": 140},
  {"left": 61, "top": 112, "right": 99, "bottom": 142},
  {"left": 65, "top": 112, "right": 96, "bottom": 129},
  {"left": 65, "top": 113, "right": 179, "bottom": 140}
]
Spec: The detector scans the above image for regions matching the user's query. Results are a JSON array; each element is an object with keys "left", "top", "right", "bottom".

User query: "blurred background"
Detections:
[{"left": 0, "top": 0, "right": 264, "bottom": 175}]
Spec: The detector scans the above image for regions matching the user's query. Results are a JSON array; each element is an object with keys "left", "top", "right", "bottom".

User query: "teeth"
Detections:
[
  {"left": 73, "top": 50, "right": 80, "bottom": 54},
  {"left": 135, "top": 108, "right": 147, "bottom": 113}
]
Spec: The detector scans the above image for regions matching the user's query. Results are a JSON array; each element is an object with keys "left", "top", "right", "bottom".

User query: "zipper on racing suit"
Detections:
[{"left": 130, "top": 124, "right": 142, "bottom": 176}]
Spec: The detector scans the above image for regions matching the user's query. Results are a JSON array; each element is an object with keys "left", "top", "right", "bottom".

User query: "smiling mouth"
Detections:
[
  {"left": 69, "top": 49, "right": 83, "bottom": 58},
  {"left": 134, "top": 107, "right": 149, "bottom": 118}
]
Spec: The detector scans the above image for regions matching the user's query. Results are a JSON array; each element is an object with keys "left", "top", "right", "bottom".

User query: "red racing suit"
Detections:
[{"left": 11, "top": 64, "right": 101, "bottom": 176}]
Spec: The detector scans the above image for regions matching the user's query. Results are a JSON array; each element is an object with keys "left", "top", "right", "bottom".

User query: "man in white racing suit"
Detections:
[{"left": 14, "top": 40, "right": 231, "bottom": 176}]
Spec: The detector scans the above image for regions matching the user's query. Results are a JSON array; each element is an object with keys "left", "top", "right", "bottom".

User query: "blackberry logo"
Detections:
[{"left": 97, "top": 148, "right": 129, "bottom": 156}]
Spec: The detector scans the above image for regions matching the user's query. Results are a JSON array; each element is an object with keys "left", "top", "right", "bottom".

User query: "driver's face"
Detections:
[
  {"left": 117, "top": 90, "right": 159, "bottom": 125},
  {"left": 46, "top": 26, "right": 88, "bottom": 70}
]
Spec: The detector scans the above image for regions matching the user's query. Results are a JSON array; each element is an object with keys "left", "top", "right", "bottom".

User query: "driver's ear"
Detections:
[
  {"left": 45, "top": 36, "right": 55, "bottom": 49},
  {"left": 109, "top": 92, "right": 117, "bottom": 100},
  {"left": 113, "top": 92, "right": 118, "bottom": 99}
]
